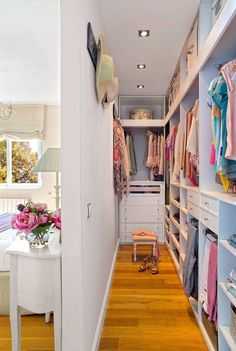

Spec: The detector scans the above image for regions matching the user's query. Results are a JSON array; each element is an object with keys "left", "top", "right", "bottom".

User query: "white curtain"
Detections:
[{"left": 0, "top": 104, "right": 45, "bottom": 140}]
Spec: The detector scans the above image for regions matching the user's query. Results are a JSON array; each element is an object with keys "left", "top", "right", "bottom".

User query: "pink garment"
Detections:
[
  {"left": 221, "top": 60, "right": 236, "bottom": 160},
  {"left": 207, "top": 241, "right": 218, "bottom": 326},
  {"left": 210, "top": 143, "right": 216, "bottom": 166}
]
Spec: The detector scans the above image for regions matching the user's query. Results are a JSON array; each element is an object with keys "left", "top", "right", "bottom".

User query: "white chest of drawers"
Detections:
[
  {"left": 6, "top": 235, "right": 61, "bottom": 351},
  {"left": 119, "top": 181, "right": 165, "bottom": 243}
]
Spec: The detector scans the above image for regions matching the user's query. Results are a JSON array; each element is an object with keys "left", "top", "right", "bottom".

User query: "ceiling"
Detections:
[
  {"left": 99, "top": 0, "right": 200, "bottom": 96},
  {"left": 0, "top": 0, "right": 60, "bottom": 104}
]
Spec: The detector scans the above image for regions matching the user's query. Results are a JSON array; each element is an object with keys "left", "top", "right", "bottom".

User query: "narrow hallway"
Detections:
[{"left": 99, "top": 245, "right": 207, "bottom": 351}]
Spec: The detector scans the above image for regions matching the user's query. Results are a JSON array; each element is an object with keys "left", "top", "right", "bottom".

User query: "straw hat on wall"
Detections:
[{"left": 96, "top": 34, "right": 114, "bottom": 103}]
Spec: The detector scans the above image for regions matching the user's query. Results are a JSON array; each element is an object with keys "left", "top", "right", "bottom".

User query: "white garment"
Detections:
[{"left": 199, "top": 235, "right": 216, "bottom": 313}]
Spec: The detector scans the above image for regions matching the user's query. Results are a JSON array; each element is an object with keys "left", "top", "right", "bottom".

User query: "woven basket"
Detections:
[{"left": 130, "top": 108, "right": 153, "bottom": 120}]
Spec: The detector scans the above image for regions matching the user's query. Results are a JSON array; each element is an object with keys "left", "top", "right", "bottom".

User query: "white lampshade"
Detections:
[{"left": 33, "top": 148, "right": 61, "bottom": 172}]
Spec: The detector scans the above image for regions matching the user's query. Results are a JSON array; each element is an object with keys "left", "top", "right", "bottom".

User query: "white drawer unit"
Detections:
[
  {"left": 200, "top": 208, "right": 219, "bottom": 234},
  {"left": 187, "top": 189, "right": 200, "bottom": 206},
  {"left": 200, "top": 194, "right": 219, "bottom": 216},
  {"left": 120, "top": 223, "right": 163, "bottom": 243},
  {"left": 119, "top": 181, "right": 165, "bottom": 243},
  {"left": 120, "top": 205, "right": 163, "bottom": 223},
  {"left": 187, "top": 201, "right": 200, "bottom": 220}
]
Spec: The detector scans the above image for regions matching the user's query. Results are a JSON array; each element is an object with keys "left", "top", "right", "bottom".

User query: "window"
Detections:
[{"left": 0, "top": 139, "right": 41, "bottom": 188}]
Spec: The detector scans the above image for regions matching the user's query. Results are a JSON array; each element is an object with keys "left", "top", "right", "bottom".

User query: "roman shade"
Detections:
[{"left": 0, "top": 104, "right": 45, "bottom": 140}]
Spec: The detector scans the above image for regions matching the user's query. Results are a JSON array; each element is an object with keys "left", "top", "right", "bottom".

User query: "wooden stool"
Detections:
[{"left": 132, "top": 230, "right": 158, "bottom": 263}]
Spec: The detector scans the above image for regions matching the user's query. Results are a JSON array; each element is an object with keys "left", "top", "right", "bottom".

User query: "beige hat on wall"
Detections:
[
  {"left": 96, "top": 34, "right": 114, "bottom": 103},
  {"left": 102, "top": 76, "right": 119, "bottom": 109}
]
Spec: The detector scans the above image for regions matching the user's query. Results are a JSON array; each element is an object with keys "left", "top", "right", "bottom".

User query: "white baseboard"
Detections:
[{"left": 92, "top": 238, "right": 120, "bottom": 351}]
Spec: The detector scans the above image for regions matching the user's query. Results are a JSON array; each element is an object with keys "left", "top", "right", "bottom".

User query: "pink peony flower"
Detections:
[
  {"left": 52, "top": 209, "right": 61, "bottom": 230},
  {"left": 12, "top": 213, "right": 39, "bottom": 233},
  {"left": 31, "top": 203, "right": 48, "bottom": 212},
  {"left": 39, "top": 214, "right": 50, "bottom": 224},
  {"left": 23, "top": 207, "right": 30, "bottom": 213}
]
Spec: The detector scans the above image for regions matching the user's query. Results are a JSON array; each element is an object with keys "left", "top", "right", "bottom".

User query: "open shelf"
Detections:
[
  {"left": 121, "top": 119, "right": 165, "bottom": 128},
  {"left": 170, "top": 216, "right": 180, "bottom": 231},
  {"left": 166, "top": 241, "right": 179, "bottom": 272},
  {"left": 180, "top": 206, "right": 188, "bottom": 215},
  {"left": 169, "top": 232, "right": 180, "bottom": 251},
  {"left": 220, "top": 240, "right": 236, "bottom": 256},
  {"left": 219, "top": 326, "right": 236, "bottom": 351},
  {"left": 220, "top": 282, "right": 236, "bottom": 307},
  {"left": 171, "top": 198, "right": 181, "bottom": 209}
]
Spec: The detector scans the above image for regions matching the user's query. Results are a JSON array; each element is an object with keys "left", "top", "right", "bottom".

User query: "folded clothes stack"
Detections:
[
  {"left": 228, "top": 234, "right": 236, "bottom": 249},
  {"left": 226, "top": 269, "right": 236, "bottom": 298}
]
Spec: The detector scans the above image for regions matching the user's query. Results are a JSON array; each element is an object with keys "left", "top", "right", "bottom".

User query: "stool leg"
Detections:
[
  {"left": 134, "top": 244, "right": 137, "bottom": 262},
  {"left": 153, "top": 243, "right": 156, "bottom": 258}
]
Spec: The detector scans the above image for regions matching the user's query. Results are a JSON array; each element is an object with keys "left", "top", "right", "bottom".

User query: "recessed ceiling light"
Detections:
[
  {"left": 138, "top": 30, "right": 150, "bottom": 37},
  {"left": 137, "top": 64, "right": 146, "bottom": 69},
  {"left": 137, "top": 85, "right": 144, "bottom": 89}
]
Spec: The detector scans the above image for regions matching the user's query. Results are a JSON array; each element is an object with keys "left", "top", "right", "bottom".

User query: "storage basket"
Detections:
[
  {"left": 230, "top": 304, "right": 236, "bottom": 342},
  {"left": 130, "top": 108, "right": 153, "bottom": 120}
]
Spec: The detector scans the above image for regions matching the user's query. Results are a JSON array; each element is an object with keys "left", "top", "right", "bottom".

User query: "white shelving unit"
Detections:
[
  {"left": 164, "top": 2, "right": 236, "bottom": 350},
  {"left": 118, "top": 94, "right": 166, "bottom": 244}
]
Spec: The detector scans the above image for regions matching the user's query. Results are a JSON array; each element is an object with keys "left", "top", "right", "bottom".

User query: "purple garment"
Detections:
[{"left": 207, "top": 241, "right": 218, "bottom": 326}]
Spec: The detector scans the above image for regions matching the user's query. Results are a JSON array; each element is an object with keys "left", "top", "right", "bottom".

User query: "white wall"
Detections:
[
  {"left": 0, "top": 105, "right": 61, "bottom": 210},
  {"left": 61, "top": 0, "right": 118, "bottom": 350}
]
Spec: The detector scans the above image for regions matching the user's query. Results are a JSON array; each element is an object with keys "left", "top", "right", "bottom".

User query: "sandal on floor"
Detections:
[{"left": 138, "top": 262, "right": 147, "bottom": 272}]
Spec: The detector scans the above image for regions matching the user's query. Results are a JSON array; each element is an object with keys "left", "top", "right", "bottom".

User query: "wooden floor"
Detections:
[
  {"left": 0, "top": 314, "right": 54, "bottom": 351},
  {"left": 0, "top": 245, "right": 207, "bottom": 351},
  {"left": 98, "top": 245, "right": 208, "bottom": 351}
]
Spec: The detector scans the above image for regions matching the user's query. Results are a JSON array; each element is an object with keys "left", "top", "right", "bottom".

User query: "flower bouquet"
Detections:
[{"left": 11, "top": 203, "right": 61, "bottom": 248}]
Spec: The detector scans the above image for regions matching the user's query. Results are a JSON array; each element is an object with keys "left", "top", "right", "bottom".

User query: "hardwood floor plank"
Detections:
[
  {"left": 98, "top": 245, "right": 207, "bottom": 351},
  {"left": 0, "top": 315, "right": 54, "bottom": 350}
]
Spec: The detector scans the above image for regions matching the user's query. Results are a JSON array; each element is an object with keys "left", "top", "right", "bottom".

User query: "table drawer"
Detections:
[
  {"left": 187, "top": 202, "right": 199, "bottom": 220},
  {"left": 200, "top": 209, "right": 218, "bottom": 233},
  {"left": 120, "top": 205, "right": 163, "bottom": 223},
  {"left": 120, "top": 195, "right": 164, "bottom": 206},
  {"left": 200, "top": 195, "right": 219, "bottom": 216},
  {"left": 187, "top": 190, "right": 199, "bottom": 206}
]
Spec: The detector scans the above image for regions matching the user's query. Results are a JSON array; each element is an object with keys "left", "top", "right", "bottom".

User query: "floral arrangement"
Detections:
[{"left": 11, "top": 202, "right": 61, "bottom": 246}]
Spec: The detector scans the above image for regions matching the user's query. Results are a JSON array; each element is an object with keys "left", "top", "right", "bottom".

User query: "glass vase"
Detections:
[{"left": 27, "top": 231, "right": 50, "bottom": 249}]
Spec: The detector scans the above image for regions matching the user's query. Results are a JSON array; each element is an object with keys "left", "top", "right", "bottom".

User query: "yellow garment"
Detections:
[{"left": 219, "top": 171, "right": 230, "bottom": 191}]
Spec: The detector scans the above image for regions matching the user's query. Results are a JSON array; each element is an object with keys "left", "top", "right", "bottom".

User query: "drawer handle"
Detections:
[
  {"left": 204, "top": 217, "right": 209, "bottom": 221},
  {"left": 157, "top": 209, "right": 160, "bottom": 212},
  {"left": 190, "top": 195, "right": 193, "bottom": 199},
  {"left": 204, "top": 201, "right": 209, "bottom": 206},
  {"left": 190, "top": 207, "right": 193, "bottom": 211}
]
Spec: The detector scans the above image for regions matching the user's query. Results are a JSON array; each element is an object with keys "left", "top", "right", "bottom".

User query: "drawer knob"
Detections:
[
  {"left": 204, "top": 201, "right": 209, "bottom": 206},
  {"left": 190, "top": 207, "right": 193, "bottom": 211},
  {"left": 204, "top": 217, "right": 208, "bottom": 221},
  {"left": 190, "top": 195, "right": 193, "bottom": 198}
]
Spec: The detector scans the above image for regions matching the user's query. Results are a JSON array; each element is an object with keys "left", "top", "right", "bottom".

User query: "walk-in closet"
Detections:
[{"left": 2, "top": 0, "right": 236, "bottom": 351}]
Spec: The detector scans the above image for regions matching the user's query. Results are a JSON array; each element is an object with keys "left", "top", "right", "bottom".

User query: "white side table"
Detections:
[{"left": 6, "top": 235, "right": 61, "bottom": 351}]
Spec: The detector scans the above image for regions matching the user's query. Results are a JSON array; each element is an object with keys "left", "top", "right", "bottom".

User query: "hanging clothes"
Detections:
[
  {"left": 207, "top": 240, "right": 218, "bottom": 327},
  {"left": 172, "top": 124, "right": 181, "bottom": 179},
  {"left": 126, "top": 133, "right": 137, "bottom": 176},
  {"left": 113, "top": 119, "right": 129, "bottom": 200},
  {"left": 186, "top": 100, "right": 199, "bottom": 186},
  {"left": 144, "top": 131, "right": 165, "bottom": 179},
  {"left": 221, "top": 59, "right": 236, "bottom": 160},
  {"left": 182, "top": 223, "right": 198, "bottom": 300},
  {"left": 208, "top": 73, "right": 236, "bottom": 190}
]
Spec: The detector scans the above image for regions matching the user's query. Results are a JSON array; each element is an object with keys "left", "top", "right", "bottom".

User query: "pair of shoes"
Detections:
[
  {"left": 139, "top": 255, "right": 159, "bottom": 274},
  {"left": 138, "top": 254, "right": 151, "bottom": 272}
]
